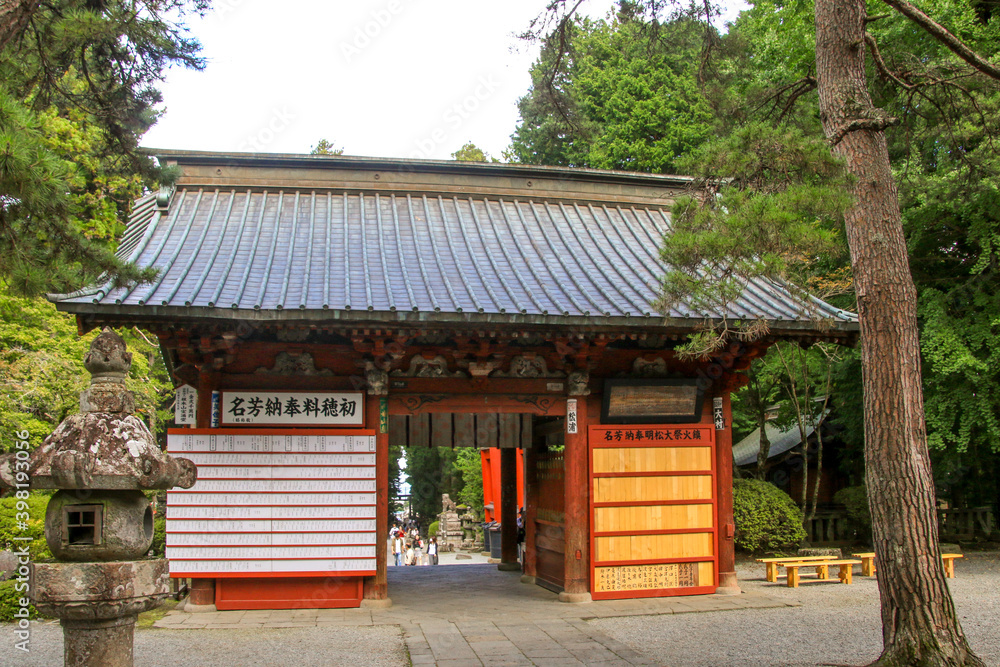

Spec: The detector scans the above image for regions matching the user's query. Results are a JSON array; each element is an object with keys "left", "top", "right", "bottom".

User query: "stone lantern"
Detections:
[{"left": 0, "top": 328, "right": 196, "bottom": 667}]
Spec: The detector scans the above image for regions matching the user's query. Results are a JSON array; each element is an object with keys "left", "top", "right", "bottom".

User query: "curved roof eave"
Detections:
[{"left": 51, "top": 300, "right": 859, "bottom": 340}]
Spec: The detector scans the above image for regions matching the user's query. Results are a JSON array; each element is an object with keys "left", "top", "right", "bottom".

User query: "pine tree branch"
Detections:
[
  {"left": 541, "top": 0, "right": 587, "bottom": 132},
  {"left": 880, "top": 0, "right": 1000, "bottom": 80},
  {"left": 828, "top": 112, "right": 900, "bottom": 146},
  {"left": 0, "top": 0, "right": 40, "bottom": 52},
  {"left": 865, "top": 34, "right": 915, "bottom": 89}
]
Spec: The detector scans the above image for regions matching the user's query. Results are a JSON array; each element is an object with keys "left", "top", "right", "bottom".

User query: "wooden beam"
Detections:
[
  {"left": 561, "top": 397, "right": 591, "bottom": 600},
  {"left": 524, "top": 427, "right": 539, "bottom": 579},
  {"left": 388, "top": 394, "right": 565, "bottom": 416},
  {"left": 388, "top": 415, "right": 407, "bottom": 447},
  {"left": 453, "top": 414, "right": 476, "bottom": 448},
  {"left": 498, "top": 414, "right": 520, "bottom": 449},
  {"left": 715, "top": 391, "right": 739, "bottom": 593},
  {"left": 408, "top": 413, "right": 430, "bottom": 448},
  {"left": 431, "top": 413, "right": 453, "bottom": 449},
  {"left": 363, "top": 395, "right": 389, "bottom": 601},
  {"left": 476, "top": 414, "right": 498, "bottom": 450},
  {"left": 500, "top": 447, "right": 519, "bottom": 568}
]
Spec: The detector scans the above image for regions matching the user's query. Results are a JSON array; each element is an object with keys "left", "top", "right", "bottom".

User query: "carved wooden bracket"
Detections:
[
  {"left": 495, "top": 354, "right": 565, "bottom": 379},
  {"left": 255, "top": 352, "right": 333, "bottom": 376},
  {"left": 392, "top": 354, "right": 466, "bottom": 378}
]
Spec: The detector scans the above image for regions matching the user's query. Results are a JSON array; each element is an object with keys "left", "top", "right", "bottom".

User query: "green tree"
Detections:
[
  {"left": 524, "top": 0, "right": 995, "bottom": 661},
  {"left": 404, "top": 445, "right": 460, "bottom": 527},
  {"left": 451, "top": 141, "right": 498, "bottom": 162},
  {"left": 509, "top": 13, "right": 715, "bottom": 173},
  {"left": 453, "top": 447, "right": 484, "bottom": 514},
  {"left": 0, "top": 294, "right": 173, "bottom": 452},
  {"left": 0, "top": 0, "right": 207, "bottom": 295},
  {"left": 731, "top": 354, "right": 783, "bottom": 480},
  {"left": 310, "top": 138, "right": 344, "bottom": 155},
  {"left": 388, "top": 439, "right": 402, "bottom": 517}
]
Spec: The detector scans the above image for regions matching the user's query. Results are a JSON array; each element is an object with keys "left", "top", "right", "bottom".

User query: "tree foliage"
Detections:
[
  {"left": 661, "top": 122, "right": 852, "bottom": 351},
  {"left": 0, "top": 0, "right": 207, "bottom": 295},
  {"left": 732, "top": 478, "right": 807, "bottom": 552},
  {"left": 451, "top": 141, "right": 498, "bottom": 163},
  {"left": 0, "top": 294, "right": 173, "bottom": 450},
  {"left": 517, "top": 3, "right": 994, "bottom": 660},
  {"left": 403, "top": 445, "right": 460, "bottom": 527},
  {"left": 509, "top": 13, "right": 715, "bottom": 173},
  {"left": 453, "top": 447, "right": 484, "bottom": 513},
  {"left": 310, "top": 138, "right": 344, "bottom": 155}
]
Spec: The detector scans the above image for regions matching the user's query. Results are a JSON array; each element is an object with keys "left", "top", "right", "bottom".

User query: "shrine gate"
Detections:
[{"left": 51, "top": 150, "right": 857, "bottom": 609}]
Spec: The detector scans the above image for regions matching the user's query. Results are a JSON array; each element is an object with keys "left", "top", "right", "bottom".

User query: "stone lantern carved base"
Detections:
[{"left": 32, "top": 559, "right": 171, "bottom": 667}]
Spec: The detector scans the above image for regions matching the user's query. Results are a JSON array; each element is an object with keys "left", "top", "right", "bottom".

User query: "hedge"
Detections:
[
  {"left": 0, "top": 579, "right": 39, "bottom": 622},
  {"left": 0, "top": 493, "right": 52, "bottom": 562},
  {"left": 732, "top": 479, "right": 806, "bottom": 552}
]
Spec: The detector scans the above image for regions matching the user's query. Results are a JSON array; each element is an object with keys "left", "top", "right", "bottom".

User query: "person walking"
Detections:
[
  {"left": 405, "top": 541, "right": 415, "bottom": 566},
  {"left": 428, "top": 537, "right": 438, "bottom": 565},
  {"left": 392, "top": 533, "right": 404, "bottom": 567}
]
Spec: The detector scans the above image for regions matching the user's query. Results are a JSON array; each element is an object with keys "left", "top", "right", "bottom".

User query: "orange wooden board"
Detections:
[{"left": 589, "top": 424, "right": 719, "bottom": 600}]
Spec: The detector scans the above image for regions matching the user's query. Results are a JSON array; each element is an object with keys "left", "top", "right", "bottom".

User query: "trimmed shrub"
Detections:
[
  {"left": 428, "top": 521, "right": 439, "bottom": 537},
  {"left": 0, "top": 579, "right": 38, "bottom": 621},
  {"left": 0, "top": 493, "right": 52, "bottom": 562},
  {"left": 834, "top": 485, "right": 872, "bottom": 543},
  {"left": 733, "top": 479, "right": 807, "bottom": 552},
  {"left": 148, "top": 512, "right": 166, "bottom": 558}
]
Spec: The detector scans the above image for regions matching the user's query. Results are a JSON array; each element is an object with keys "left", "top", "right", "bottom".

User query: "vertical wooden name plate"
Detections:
[
  {"left": 165, "top": 428, "right": 377, "bottom": 577},
  {"left": 589, "top": 425, "right": 718, "bottom": 599}
]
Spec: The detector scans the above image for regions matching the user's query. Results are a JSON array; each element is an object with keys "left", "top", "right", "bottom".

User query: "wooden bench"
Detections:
[
  {"left": 942, "top": 553, "right": 964, "bottom": 578},
  {"left": 780, "top": 559, "right": 862, "bottom": 587},
  {"left": 853, "top": 552, "right": 964, "bottom": 578},
  {"left": 853, "top": 552, "right": 876, "bottom": 577},
  {"left": 757, "top": 556, "right": 834, "bottom": 583}
]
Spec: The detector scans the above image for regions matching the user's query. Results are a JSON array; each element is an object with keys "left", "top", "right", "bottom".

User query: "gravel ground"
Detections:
[
  {"left": 589, "top": 551, "right": 1000, "bottom": 667},
  {"left": 2, "top": 623, "right": 407, "bottom": 667},
  {"left": 3, "top": 552, "right": 995, "bottom": 666}
]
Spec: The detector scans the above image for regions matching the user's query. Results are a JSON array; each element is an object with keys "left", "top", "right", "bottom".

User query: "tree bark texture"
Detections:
[
  {"left": 755, "top": 407, "right": 771, "bottom": 480},
  {"left": 0, "top": 0, "right": 40, "bottom": 53},
  {"left": 813, "top": 0, "right": 983, "bottom": 664}
]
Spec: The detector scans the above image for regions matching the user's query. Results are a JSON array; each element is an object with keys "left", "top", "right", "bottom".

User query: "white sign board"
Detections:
[
  {"left": 166, "top": 429, "right": 376, "bottom": 577},
  {"left": 221, "top": 391, "right": 364, "bottom": 426},
  {"left": 174, "top": 385, "right": 197, "bottom": 425},
  {"left": 567, "top": 399, "right": 578, "bottom": 434},
  {"left": 713, "top": 397, "right": 725, "bottom": 430}
]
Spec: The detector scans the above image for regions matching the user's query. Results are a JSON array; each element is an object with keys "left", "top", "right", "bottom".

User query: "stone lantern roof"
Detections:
[{"left": 0, "top": 328, "right": 196, "bottom": 491}]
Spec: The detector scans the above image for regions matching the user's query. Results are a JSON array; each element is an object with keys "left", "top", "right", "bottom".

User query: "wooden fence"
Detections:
[{"left": 803, "top": 506, "right": 997, "bottom": 545}]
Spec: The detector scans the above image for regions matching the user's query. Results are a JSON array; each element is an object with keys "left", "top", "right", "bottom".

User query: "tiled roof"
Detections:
[
  {"left": 51, "top": 157, "right": 857, "bottom": 334},
  {"left": 731, "top": 410, "right": 829, "bottom": 467}
]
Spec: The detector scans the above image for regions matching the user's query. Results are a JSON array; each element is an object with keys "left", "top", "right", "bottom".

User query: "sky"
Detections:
[{"left": 142, "top": 0, "right": 745, "bottom": 161}]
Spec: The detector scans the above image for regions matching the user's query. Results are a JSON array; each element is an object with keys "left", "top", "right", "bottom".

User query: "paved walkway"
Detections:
[{"left": 156, "top": 564, "right": 796, "bottom": 666}]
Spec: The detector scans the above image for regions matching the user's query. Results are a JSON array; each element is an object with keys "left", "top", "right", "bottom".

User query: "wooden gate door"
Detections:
[
  {"left": 589, "top": 425, "right": 718, "bottom": 599},
  {"left": 533, "top": 448, "right": 566, "bottom": 592}
]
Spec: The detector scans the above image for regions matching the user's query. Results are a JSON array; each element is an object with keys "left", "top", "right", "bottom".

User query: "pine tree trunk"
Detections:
[
  {"left": 809, "top": 423, "right": 823, "bottom": 522},
  {"left": 755, "top": 405, "right": 771, "bottom": 480},
  {"left": 813, "top": 0, "right": 984, "bottom": 664},
  {"left": 0, "top": 0, "right": 40, "bottom": 52}
]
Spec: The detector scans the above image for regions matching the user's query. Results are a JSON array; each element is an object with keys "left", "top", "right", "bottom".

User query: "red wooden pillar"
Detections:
[
  {"left": 188, "top": 578, "right": 215, "bottom": 607},
  {"left": 189, "top": 367, "right": 217, "bottom": 609},
  {"left": 195, "top": 368, "right": 214, "bottom": 429},
  {"left": 523, "top": 436, "right": 538, "bottom": 580},
  {"left": 363, "top": 394, "right": 390, "bottom": 602},
  {"left": 560, "top": 396, "right": 591, "bottom": 602},
  {"left": 498, "top": 447, "right": 519, "bottom": 570},
  {"left": 715, "top": 391, "right": 741, "bottom": 594}
]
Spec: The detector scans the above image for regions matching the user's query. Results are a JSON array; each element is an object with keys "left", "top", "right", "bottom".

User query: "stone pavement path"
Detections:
[{"left": 152, "top": 564, "right": 795, "bottom": 666}]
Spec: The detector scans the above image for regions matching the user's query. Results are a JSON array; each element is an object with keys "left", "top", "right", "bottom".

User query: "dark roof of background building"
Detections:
[
  {"left": 731, "top": 410, "right": 830, "bottom": 467},
  {"left": 50, "top": 151, "right": 858, "bottom": 337}
]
